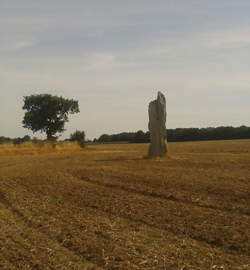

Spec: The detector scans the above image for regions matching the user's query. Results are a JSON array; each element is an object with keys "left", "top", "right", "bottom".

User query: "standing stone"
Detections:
[{"left": 148, "top": 91, "right": 168, "bottom": 157}]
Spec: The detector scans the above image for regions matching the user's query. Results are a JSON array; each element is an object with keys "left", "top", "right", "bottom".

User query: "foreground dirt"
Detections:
[{"left": 0, "top": 140, "right": 250, "bottom": 269}]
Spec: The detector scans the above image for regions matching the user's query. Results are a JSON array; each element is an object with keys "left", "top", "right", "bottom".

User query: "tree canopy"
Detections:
[{"left": 22, "top": 94, "right": 79, "bottom": 140}]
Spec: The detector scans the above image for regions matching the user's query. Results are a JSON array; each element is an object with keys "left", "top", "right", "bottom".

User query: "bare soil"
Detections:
[{"left": 0, "top": 140, "right": 250, "bottom": 269}]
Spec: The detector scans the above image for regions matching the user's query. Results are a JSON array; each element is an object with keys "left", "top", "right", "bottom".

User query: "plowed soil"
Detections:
[{"left": 0, "top": 140, "right": 250, "bottom": 269}]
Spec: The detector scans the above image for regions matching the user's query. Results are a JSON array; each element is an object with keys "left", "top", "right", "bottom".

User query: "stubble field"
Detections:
[{"left": 0, "top": 140, "right": 249, "bottom": 270}]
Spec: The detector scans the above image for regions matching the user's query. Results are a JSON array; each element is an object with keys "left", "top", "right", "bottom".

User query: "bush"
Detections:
[{"left": 70, "top": 130, "right": 85, "bottom": 148}]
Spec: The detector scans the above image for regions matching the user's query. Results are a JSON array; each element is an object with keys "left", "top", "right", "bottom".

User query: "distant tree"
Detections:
[
  {"left": 133, "top": 130, "right": 149, "bottom": 143},
  {"left": 98, "top": 134, "right": 112, "bottom": 143},
  {"left": 10, "top": 135, "right": 29, "bottom": 145},
  {"left": 23, "top": 135, "right": 31, "bottom": 141},
  {"left": 0, "top": 136, "right": 11, "bottom": 144},
  {"left": 96, "top": 126, "right": 250, "bottom": 143},
  {"left": 70, "top": 130, "right": 85, "bottom": 148},
  {"left": 13, "top": 135, "right": 31, "bottom": 145},
  {"left": 22, "top": 94, "right": 79, "bottom": 140},
  {"left": 97, "top": 132, "right": 137, "bottom": 143}
]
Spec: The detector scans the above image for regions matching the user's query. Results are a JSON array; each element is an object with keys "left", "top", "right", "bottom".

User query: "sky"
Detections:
[{"left": 1, "top": 0, "right": 250, "bottom": 140}]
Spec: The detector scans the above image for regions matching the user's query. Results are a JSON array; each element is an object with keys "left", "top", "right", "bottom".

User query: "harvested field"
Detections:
[{"left": 0, "top": 140, "right": 250, "bottom": 269}]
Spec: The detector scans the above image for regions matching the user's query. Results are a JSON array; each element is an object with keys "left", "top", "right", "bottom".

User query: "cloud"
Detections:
[
  {"left": 203, "top": 29, "right": 250, "bottom": 49},
  {"left": 1, "top": 0, "right": 250, "bottom": 138},
  {"left": 0, "top": 39, "right": 35, "bottom": 52}
]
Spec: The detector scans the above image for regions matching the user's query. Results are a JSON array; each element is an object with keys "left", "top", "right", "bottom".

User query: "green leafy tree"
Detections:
[
  {"left": 22, "top": 94, "right": 79, "bottom": 140},
  {"left": 70, "top": 130, "right": 85, "bottom": 148}
]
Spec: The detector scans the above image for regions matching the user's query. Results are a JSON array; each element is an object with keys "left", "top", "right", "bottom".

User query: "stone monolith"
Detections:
[{"left": 148, "top": 91, "right": 168, "bottom": 157}]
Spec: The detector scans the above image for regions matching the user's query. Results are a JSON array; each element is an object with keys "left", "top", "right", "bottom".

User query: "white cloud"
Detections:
[
  {"left": 0, "top": 40, "right": 35, "bottom": 51},
  {"left": 203, "top": 29, "right": 250, "bottom": 49}
]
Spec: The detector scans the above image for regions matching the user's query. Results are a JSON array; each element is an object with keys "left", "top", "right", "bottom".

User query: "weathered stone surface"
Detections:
[{"left": 148, "top": 91, "right": 168, "bottom": 157}]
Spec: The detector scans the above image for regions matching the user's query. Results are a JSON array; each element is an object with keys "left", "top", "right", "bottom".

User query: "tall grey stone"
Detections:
[{"left": 148, "top": 91, "right": 168, "bottom": 157}]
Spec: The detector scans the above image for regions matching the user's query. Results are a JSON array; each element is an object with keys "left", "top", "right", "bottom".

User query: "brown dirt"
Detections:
[{"left": 0, "top": 140, "right": 250, "bottom": 269}]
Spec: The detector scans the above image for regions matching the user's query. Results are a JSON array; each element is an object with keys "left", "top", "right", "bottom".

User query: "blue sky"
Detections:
[{"left": 1, "top": 0, "right": 250, "bottom": 139}]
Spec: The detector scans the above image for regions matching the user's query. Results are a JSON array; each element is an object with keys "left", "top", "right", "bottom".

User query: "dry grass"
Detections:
[
  {"left": 0, "top": 141, "right": 82, "bottom": 155},
  {"left": 0, "top": 140, "right": 250, "bottom": 269}
]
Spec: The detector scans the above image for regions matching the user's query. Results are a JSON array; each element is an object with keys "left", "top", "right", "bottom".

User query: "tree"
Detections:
[
  {"left": 133, "top": 130, "right": 149, "bottom": 143},
  {"left": 13, "top": 135, "right": 31, "bottom": 145},
  {"left": 70, "top": 130, "right": 85, "bottom": 148},
  {"left": 22, "top": 94, "right": 79, "bottom": 140},
  {"left": 98, "top": 134, "right": 111, "bottom": 143}
]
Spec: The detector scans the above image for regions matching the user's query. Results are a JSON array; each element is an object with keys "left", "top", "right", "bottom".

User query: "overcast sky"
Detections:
[{"left": 1, "top": 0, "right": 250, "bottom": 139}]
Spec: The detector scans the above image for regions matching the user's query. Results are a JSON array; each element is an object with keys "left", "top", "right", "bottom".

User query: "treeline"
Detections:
[
  {"left": 96, "top": 126, "right": 250, "bottom": 143},
  {"left": 0, "top": 130, "right": 86, "bottom": 146},
  {"left": 0, "top": 135, "right": 34, "bottom": 145},
  {"left": 2, "top": 126, "right": 250, "bottom": 145}
]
